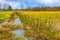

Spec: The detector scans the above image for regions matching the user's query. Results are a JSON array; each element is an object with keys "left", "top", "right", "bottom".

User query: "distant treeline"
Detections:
[
  {"left": 1, "top": 5, "right": 60, "bottom": 11},
  {"left": 23, "top": 6, "right": 60, "bottom": 11}
]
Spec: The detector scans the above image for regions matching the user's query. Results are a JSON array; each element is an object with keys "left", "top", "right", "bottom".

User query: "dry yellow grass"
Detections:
[{"left": 18, "top": 11, "right": 60, "bottom": 18}]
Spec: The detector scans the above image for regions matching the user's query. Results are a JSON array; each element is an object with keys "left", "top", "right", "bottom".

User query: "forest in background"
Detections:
[
  {"left": 2, "top": 6, "right": 60, "bottom": 11},
  {"left": 0, "top": 3, "right": 60, "bottom": 11}
]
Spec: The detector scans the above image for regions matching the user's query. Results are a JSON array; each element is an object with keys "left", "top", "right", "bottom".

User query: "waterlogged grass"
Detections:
[
  {"left": 0, "top": 11, "right": 14, "bottom": 31},
  {"left": 18, "top": 11, "right": 60, "bottom": 40},
  {"left": 0, "top": 11, "right": 60, "bottom": 40}
]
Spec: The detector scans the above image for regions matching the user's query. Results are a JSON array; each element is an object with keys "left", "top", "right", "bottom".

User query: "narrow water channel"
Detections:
[
  {"left": 11, "top": 17, "right": 32, "bottom": 40},
  {"left": 11, "top": 17, "right": 26, "bottom": 39}
]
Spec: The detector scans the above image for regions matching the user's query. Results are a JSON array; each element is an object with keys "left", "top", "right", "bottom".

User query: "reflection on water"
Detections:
[
  {"left": 12, "top": 29, "right": 24, "bottom": 35},
  {"left": 11, "top": 17, "right": 24, "bottom": 35},
  {"left": 12, "top": 17, "right": 32, "bottom": 40},
  {"left": 12, "top": 17, "right": 23, "bottom": 26}
]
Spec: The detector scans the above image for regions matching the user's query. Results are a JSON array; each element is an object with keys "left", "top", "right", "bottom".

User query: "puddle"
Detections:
[
  {"left": 11, "top": 17, "right": 24, "bottom": 34},
  {"left": 12, "top": 17, "right": 23, "bottom": 26},
  {"left": 11, "top": 29, "right": 24, "bottom": 35}
]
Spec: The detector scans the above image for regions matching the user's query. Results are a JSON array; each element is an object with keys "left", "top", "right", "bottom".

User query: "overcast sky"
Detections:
[{"left": 0, "top": 0, "right": 60, "bottom": 9}]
